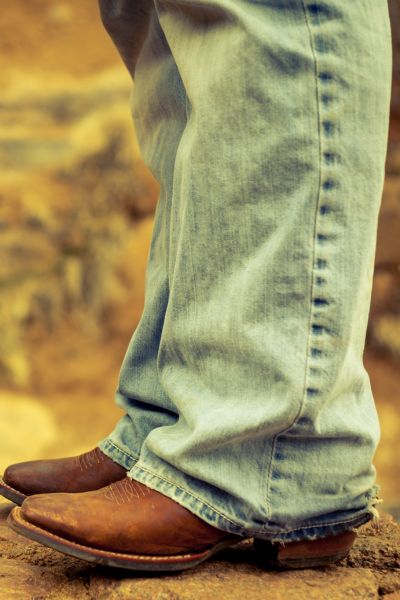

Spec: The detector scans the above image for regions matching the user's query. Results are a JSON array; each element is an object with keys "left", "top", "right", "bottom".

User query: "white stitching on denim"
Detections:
[{"left": 101, "top": 440, "right": 139, "bottom": 463}]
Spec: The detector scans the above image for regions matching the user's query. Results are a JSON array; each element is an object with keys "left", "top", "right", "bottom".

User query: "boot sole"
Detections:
[
  {"left": 7, "top": 507, "right": 241, "bottom": 572},
  {"left": 253, "top": 530, "right": 356, "bottom": 570},
  {"left": 0, "top": 478, "right": 26, "bottom": 506}
]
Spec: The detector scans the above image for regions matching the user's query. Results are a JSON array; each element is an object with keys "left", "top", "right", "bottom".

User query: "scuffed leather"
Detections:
[
  {"left": 21, "top": 477, "right": 240, "bottom": 555},
  {"left": 3, "top": 448, "right": 127, "bottom": 496}
]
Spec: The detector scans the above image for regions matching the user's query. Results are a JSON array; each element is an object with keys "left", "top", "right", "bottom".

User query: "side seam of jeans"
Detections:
[{"left": 264, "top": 1, "right": 325, "bottom": 520}]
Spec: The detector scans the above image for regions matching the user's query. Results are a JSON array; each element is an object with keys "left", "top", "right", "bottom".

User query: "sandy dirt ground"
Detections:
[{"left": 0, "top": 499, "right": 399, "bottom": 599}]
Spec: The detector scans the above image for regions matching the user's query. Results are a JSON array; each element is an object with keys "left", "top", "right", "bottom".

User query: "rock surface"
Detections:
[{"left": 0, "top": 501, "right": 399, "bottom": 599}]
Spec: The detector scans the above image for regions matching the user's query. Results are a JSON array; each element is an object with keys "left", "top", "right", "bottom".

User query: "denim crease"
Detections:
[{"left": 98, "top": 0, "right": 392, "bottom": 543}]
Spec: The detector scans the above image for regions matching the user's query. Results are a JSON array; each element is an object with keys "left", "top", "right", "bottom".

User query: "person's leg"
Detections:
[
  {"left": 103, "top": 0, "right": 392, "bottom": 543},
  {"left": 98, "top": 4, "right": 187, "bottom": 470}
]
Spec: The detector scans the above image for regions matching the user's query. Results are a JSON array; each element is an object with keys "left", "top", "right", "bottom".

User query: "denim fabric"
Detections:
[{"left": 98, "top": 0, "right": 392, "bottom": 543}]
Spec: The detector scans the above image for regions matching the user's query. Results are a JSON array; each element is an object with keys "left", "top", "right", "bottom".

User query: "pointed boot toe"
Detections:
[
  {"left": 0, "top": 465, "right": 29, "bottom": 504},
  {"left": 20, "top": 493, "right": 71, "bottom": 538},
  {"left": 0, "top": 448, "right": 127, "bottom": 505}
]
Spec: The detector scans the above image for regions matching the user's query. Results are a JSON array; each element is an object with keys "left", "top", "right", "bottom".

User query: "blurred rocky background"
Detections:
[
  {"left": 372, "top": 0, "right": 400, "bottom": 358},
  {"left": 0, "top": 1, "right": 159, "bottom": 468},
  {"left": 0, "top": 1, "right": 399, "bottom": 516}
]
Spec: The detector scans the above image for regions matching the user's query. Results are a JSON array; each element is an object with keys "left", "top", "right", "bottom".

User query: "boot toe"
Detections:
[
  {"left": 3, "top": 463, "right": 30, "bottom": 494},
  {"left": 20, "top": 491, "right": 108, "bottom": 549},
  {"left": 20, "top": 493, "right": 77, "bottom": 540}
]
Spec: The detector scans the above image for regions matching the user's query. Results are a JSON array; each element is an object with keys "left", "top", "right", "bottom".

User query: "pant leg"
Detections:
[
  {"left": 98, "top": 5, "right": 187, "bottom": 469},
  {"left": 101, "top": 0, "right": 392, "bottom": 542}
]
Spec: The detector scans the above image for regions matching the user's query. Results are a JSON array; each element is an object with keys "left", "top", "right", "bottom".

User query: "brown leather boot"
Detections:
[
  {"left": 0, "top": 448, "right": 127, "bottom": 506},
  {"left": 7, "top": 477, "right": 357, "bottom": 571}
]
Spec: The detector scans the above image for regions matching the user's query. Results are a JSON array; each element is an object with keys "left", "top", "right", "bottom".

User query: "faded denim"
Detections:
[{"left": 98, "top": 0, "right": 392, "bottom": 542}]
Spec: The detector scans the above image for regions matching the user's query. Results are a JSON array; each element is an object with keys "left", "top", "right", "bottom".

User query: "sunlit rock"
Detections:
[{"left": 0, "top": 393, "right": 57, "bottom": 471}]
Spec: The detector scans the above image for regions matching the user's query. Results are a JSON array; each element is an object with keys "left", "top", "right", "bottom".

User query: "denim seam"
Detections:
[
  {"left": 102, "top": 438, "right": 140, "bottom": 463},
  {"left": 130, "top": 463, "right": 241, "bottom": 529},
  {"left": 263, "top": 0, "right": 323, "bottom": 524},
  {"left": 263, "top": 435, "right": 277, "bottom": 520},
  {"left": 298, "top": 0, "right": 324, "bottom": 435}
]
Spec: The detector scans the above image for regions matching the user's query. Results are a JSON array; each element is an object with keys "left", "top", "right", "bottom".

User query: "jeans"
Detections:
[{"left": 98, "top": 0, "right": 392, "bottom": 543}]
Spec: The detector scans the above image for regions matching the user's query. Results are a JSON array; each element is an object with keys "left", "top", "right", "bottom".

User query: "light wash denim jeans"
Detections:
[{"left": 97, "top": 0, "right": 392, "bottom": 543}]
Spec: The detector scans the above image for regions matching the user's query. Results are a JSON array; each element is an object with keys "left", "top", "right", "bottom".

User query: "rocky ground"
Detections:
[{"left": 0, "top": 499, "right": 399, "bottom": 600}]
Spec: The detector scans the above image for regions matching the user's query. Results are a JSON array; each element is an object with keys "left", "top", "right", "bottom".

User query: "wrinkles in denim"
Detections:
[{"left": 98, "top": 0, "right": 392, "bottom": 542}]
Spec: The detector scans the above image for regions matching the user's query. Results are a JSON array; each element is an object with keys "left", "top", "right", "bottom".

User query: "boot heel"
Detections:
[{"left": 253, "top": 530, "right": 357, "bottom": 570}]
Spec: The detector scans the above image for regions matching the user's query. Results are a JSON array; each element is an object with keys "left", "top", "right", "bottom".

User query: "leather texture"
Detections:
[
  {"left": 3, "top": 448, "right": 127, "bottom": 496},
  {"left": 20, "top": 477, "right": 239, "bottom": 555}
]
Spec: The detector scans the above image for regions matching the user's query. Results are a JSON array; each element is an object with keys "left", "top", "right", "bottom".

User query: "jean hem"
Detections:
[
  {"left": 128, "top": 461, "right": 381, "bottom": 543},
  {"left": 97, "top": 437, "right": 139, "bottom": 471},
  {"left": 129, "top": 463, "right": 242, "bottom": 532}
]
